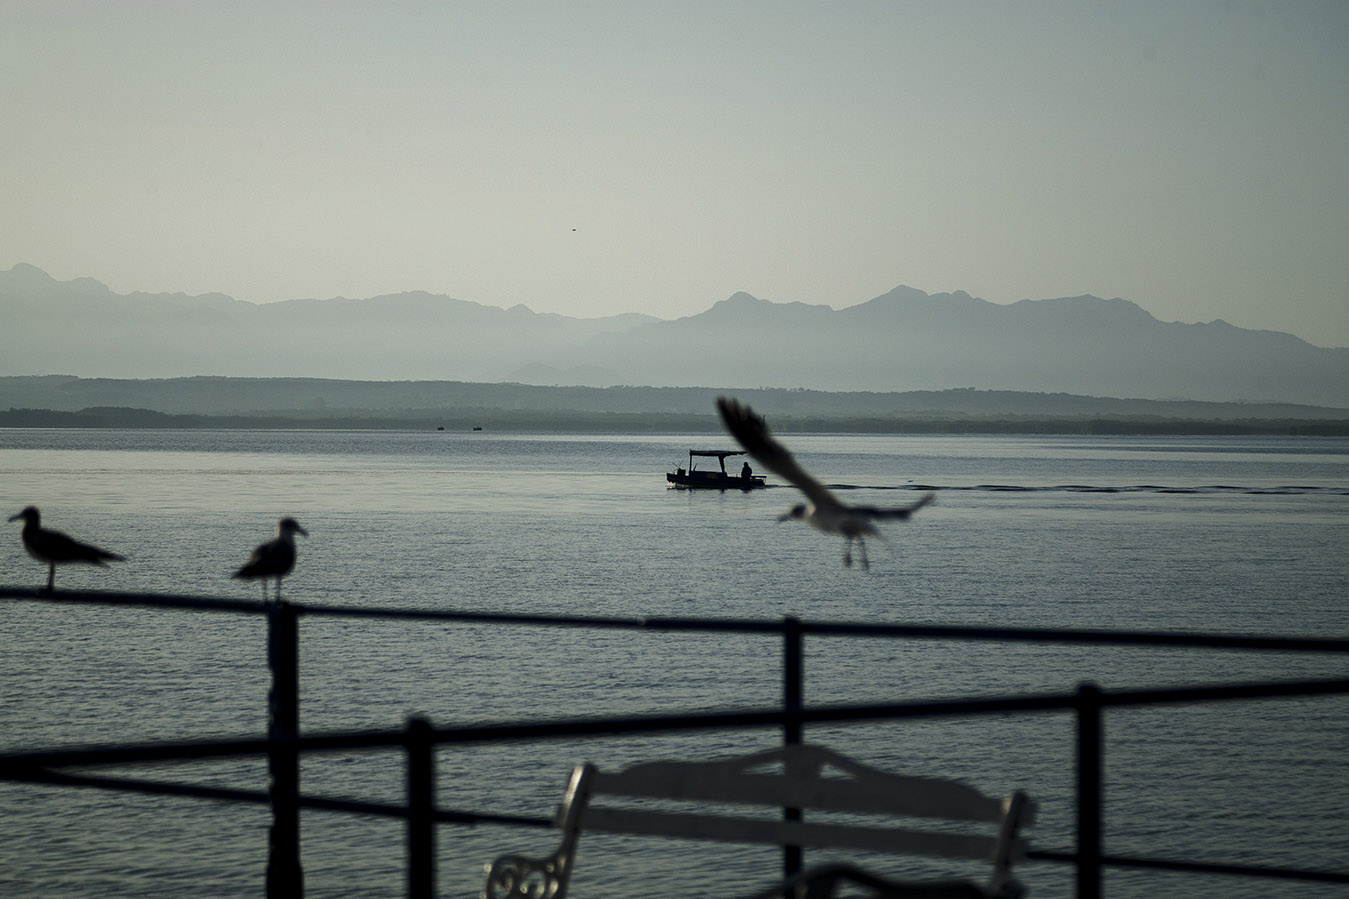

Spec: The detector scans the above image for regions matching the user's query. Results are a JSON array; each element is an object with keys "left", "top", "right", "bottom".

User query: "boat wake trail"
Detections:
[{"left": 788, "top": 484, "right": 1349, "bottom": 496}]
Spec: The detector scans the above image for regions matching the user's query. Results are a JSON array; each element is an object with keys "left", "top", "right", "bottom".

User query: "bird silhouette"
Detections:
[
  {"left": 8, "top": 506, "right": 125, "bottom": 593},
  {"left": 233, "top": 518, "right": 308, "bottom": 600},
  {"left": 717, "top": 398, "right": 934, "bottom": 569}
]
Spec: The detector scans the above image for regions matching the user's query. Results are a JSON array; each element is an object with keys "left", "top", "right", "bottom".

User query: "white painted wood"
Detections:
[{"left": 483, "top": 744, "right": 1035, "bottom": 899}]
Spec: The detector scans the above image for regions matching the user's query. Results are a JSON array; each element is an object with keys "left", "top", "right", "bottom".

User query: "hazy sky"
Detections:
[{"left": 4, "top": 1, "right": 1347, "bottom": 346}]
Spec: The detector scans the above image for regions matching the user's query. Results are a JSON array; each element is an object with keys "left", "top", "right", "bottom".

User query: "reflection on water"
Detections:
[{"left": 1, "top": 431, "right": 1347, "bottom": 897}]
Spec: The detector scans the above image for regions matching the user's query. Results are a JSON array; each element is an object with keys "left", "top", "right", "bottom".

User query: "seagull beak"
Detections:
[
  {"left": 296, "top": 526, "right": 309, "bottom": 537},
  {"left": 776, "top": 512, "right": 792, "bottom": 523},
  {"left": 7, "top": 512, "right": 22, "bottom": 522}
]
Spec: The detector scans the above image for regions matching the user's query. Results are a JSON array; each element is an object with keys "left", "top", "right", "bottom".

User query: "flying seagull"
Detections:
[
  {"left": 8, "top": 506, "right": 125, "bottom": 593},
  {"left": 717, "top": 398, "right": 934, "bottom": 569},
  {"left": 233, "top": 518, "right": 308, "bottom": 600}
]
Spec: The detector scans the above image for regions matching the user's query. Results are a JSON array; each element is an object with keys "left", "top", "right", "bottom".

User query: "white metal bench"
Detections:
[{"left": 482, "top": 743, "right": 1035, "bottom": 899}]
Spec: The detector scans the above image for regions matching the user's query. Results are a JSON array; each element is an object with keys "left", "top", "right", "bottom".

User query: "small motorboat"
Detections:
[{"left": 667, "top": 450, "right": 766, "bottom": 490}]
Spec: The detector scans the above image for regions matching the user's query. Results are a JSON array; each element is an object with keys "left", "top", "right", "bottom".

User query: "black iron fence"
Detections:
[{"left": 2, "top": 585, "right": 1347, "bottom": 898}]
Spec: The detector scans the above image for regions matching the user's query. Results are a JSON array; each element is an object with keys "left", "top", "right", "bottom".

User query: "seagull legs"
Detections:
[
  {"left": 842, "top": 538, "right": 871, "bottom": 571},
  {"left": 253, "top": 577, "right": 286, "bottom": 602},
  {"left": 45, "top": 562, "right": 56, "bottom": 594}
]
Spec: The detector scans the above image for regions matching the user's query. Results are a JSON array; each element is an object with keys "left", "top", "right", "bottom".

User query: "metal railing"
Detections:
[{"left": 2, "top": 585, "right": 1347, "bottom": 898}]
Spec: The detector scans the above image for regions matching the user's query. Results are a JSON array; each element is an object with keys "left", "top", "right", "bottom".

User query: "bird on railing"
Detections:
[
  {"left": 7, "top": 506, "right": 125, "bottom": 593},
  {"left": 717, "top": 398, "right": 934, "bottom": 570},
  {"left": 233, "top": 518, "right": 308, "bottom": 601}
]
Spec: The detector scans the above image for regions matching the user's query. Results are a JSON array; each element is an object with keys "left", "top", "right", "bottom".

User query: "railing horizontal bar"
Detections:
[
  {"left": 6, "top": 587, "right": 1349, "bottom": 653},
  {"left": 1025, "top": 849, "right": 1349, "bottom": 885},
  {"left": 4, "top": 678, "right": 1347, "bottom": 773},
  {"left": 18, "top": 768, "right": 271, "bottom": 805},
  {"left": 1027, "top": 849, "right": 1075, "bottom": 863},
  {"left": 0, "top": 586, "right": 263, "bottom": 613},
  {"left": 300, "top": 604, "right": 785, "bottom": 633},
  {"left": 420, "top": 695, "right": 1077, "bottom": 745},
  {"left": 0, "top": 699, "right": 1063, "bottom": 771},
  {"left": 1100, "top": 852, "right": 1349, "bottom": 884},
  {"left": 13, "top": 769, "right": 553, "bottom": 829},
  {"left": 799, "top": 621, "right": 1349, "bottom": 653},
  {"left": 1094, "top": 678, "right": 1349, "bottom": 707},
  {"left": 0, "top": 691, "right": 1102, "bottom": 772},
  {"left": 287, "top": 797, "right": 550, "bottom": 829},
  {"left": 428, "top": 808, "right": 554, "bottom": 829},
  {"left": 0, "top": 732, "right": 391, "bottom": 769}
]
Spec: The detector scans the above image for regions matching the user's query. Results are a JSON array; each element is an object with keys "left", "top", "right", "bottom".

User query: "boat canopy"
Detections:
[
  {"left": 668, "top": 448, "right": 765, "bottom": 488},
  {"left": 683, "top": 449, "right": 750, "bottom": 475}
]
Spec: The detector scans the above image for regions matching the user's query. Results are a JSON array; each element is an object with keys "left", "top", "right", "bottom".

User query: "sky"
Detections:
[{"left": 3, "top": 1, "right": 1348, "bottom": 347}]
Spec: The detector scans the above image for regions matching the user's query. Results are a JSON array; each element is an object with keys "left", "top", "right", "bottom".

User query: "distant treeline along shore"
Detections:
[
  {"left": 1, "top": 407, "right": 1345, "bottom": 435},
  {"left": 0, "top": 377, "right": 1346, "bottom": 435}
]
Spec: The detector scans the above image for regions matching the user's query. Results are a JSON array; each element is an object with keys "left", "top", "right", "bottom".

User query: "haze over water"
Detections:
[{"left": 2, "top": 429, "right": 1346, "bottom": 897}]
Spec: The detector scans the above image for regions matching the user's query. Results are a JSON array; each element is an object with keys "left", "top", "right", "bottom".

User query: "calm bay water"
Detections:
[{"left": 2, "top": 429, "right": 1347, "bottom": 897}]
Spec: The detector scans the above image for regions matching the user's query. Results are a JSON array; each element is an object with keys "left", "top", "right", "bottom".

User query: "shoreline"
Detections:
[{"left": 2, "top": 407, "right": 1347, "bottom": 436}]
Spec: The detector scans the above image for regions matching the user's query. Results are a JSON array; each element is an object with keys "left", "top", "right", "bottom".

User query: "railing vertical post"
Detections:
[
  {"left": 782, "top": 616, "right": 804, "bottom": 883},
  {"left": 266, "top": 599, "right": 303, "bottom": 897},
  {"left": 406, "top": 716, "right": 436, "bottom": 899},
  {"left": 1076, "top": 682, "right": 1104, "bottom": 899},
  {"left": 783, "top": 616, "right": 803, "bottom": 747}
]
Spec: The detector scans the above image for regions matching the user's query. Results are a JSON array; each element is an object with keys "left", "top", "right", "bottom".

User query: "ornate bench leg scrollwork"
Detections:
[
  {"left": 483, "top": 764, "right": 594, "bottom": 899},
  {"left": 482, "top": 850, "right": 574, "bottom": 899}
]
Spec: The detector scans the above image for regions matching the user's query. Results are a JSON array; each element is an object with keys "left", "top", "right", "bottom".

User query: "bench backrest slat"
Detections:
[
  {"left": 592, "top": 768, "right": 1006, "bottom": 822},
  {"left": 580, "top": 806, "right": 1016, "bottom": 860}
]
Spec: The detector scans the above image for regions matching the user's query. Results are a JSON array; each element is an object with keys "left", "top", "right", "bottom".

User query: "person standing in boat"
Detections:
[{"left": 741, "top": 460, "right": 753, "bottom": 481}]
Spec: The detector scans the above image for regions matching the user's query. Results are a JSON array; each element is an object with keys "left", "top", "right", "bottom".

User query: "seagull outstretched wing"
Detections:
[
  {"left": 851, "top": 494, "right": 935, "bottom": 520},
  {"left": 716, "top": 397, "right": 842, "bottom": 512},
  {"left": 717, "top": 397, "right": 934, "bottom": 569}
]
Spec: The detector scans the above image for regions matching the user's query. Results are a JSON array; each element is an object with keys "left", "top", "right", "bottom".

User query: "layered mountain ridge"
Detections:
[{"left": 3, "top": 264, "right": 1345, "bottom": 406}]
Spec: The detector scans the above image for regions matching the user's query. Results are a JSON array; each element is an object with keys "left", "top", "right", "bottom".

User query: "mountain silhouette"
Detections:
[
  {"left": 575, "top": 285, "right": 1347, "bottom": 404},
  {"left": 3, "top": 264, "right": 1345, "bottom": 405},
  {"left": 0, "top": 263, "right": 653, "bottom": 383}
]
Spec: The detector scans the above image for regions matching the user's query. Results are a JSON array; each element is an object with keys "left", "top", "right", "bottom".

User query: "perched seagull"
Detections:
[
  {"left": 7, "top": 506, "right": 125, "bottom": 593},
  {"left": 233, "top": 518, "right": 308, "bottom": 600},
  {"left": 717, "top": 398, "right": 934, "bottom": 569}
]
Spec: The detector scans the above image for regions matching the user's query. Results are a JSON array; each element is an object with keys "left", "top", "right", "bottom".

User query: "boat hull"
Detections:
[{"left": 667, "top": 471, "right": 766, "bottom": 490}]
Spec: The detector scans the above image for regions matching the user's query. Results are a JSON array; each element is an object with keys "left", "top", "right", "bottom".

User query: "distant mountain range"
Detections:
[{"left": 3, "top": 263, "right": 1346, "bottom": 406}]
